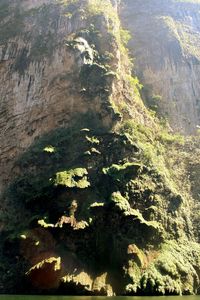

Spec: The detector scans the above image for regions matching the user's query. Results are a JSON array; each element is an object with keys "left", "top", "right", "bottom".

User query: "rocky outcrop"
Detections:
[{"left": 120, "top": 0, "right": 200, "bottom": 134}]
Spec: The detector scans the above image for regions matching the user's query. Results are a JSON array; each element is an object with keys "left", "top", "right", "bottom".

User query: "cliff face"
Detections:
[
  {"left": 0, "top": 0, "right": 123, "bottom": 198},
  {"left": 0, "top": 0, "right": 200, "bottom": 296},
  {"left": 120, "top": 0, "right": 200, "bottom": 134}
]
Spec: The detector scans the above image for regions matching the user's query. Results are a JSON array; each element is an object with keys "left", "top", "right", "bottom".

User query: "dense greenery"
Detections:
[{"left": 2, "top": 120, "right": 199, "bottom": 295}]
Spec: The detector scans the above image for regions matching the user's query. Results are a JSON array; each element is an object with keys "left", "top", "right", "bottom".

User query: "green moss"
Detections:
[
  {"left": 110, "top": 192, "right": 161, "bottom": 231},
  {"left": 119, "top": 119, "right": 186, "bottom": 199},
  {"left": 139, "top": 240, "right": 200, "bottom": 295},
  {"left": 159, "top": 131, "right": 185, "bottom": 145},
  {"left": 4, "top": 125, "right": 200, "bottom": 294},
  {"left": 103, "top": 162, "right": 142, "bottom": 182},
  {"left": 43, "top": 145, "right": 56, "bottom": 153},
  {"left": 53, "top": 168, "right": 90, "bottom": 189},
  {"left": 110, "top": 191, "right": 130, "bottom": 211},
  {"left": 86, "top": 135, "right": 100, "bottom": 144},
  {"left": 86, "top": 0, "right": 118, "bottom": 22}
]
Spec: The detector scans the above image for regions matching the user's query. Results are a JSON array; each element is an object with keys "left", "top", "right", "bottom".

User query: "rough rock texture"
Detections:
[
  {"left": 1, "top": 0, "right": 200, "bottom": 296},
  {"left": 120, "top": 0, "right": 200, "bottom": 134},
  {"left": 0, "top": 0, "right": 123, "bottom": 198}
]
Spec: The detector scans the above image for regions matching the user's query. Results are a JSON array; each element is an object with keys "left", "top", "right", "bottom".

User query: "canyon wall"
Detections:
[
  {"left": 120, "top": 0, "right": 200, "bottom": 134},
  {"left": 0, "top": 0, "right": 200, "bottom": 296},
  {"left": 0, "top": 0, "right": 124, "bottom": 198}
]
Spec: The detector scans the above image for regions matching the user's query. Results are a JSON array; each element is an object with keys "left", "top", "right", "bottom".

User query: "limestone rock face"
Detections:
[
  {"left": 0, "top": 0, "right": 121, "bottom": 197},
  {"left": 120, "top": 0, "right": 200, "bottom": 134}
]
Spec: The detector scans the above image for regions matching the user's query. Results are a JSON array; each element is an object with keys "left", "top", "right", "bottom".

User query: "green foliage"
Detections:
[
  {"left": 110, "top": 191, "right": 130, "bottom": 211},
  {"left": 86, "top": 0, "right": 118, "bottom": 22},
  {"left": 159, "top": 131, "right": 185, "bottom": 145},
  {"left": 86, "top": 135, "right": 100, "bottom": 144},
  {"left": 148, "top": 94, "right": 163, "bottom": 112},
  {"left": 110, "top": 191, "right": 162, "bottom": 234},
  {"left": 141, "top": 85, "right": 167, "bottom": 118},
  {"left": 120, "top": 29, "right": 131, "bottom": 46},
  {"left": 53, "top": 168, "right": 90, "bottom": 189},
  {"left": 129, "top": 75, "right": 143, "bottom": 94},
  {"left": 120, "top": 120, "right": 163, "bottom": 167},
  {"left": 139, "top": 241, "right": 200, "bottom": 295},
  {"left": 43, "top": 145, "right": 56, "bottom": 153},
  {"left": 4, "top": 124, "right": 200, "bottom": 295},
  {"left": 103, "top": 162, "right": 142, "bottom": 182},
  {"left": 120, "top": 119, "right": 185, "bottom": 176}
]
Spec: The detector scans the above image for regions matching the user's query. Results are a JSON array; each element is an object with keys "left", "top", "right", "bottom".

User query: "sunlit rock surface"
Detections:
[{"left": 120, "top": 0, "right": 200, "bottom": 134}]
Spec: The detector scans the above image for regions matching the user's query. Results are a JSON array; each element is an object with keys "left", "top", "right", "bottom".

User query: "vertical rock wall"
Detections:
[
  {"left": 0, "top": 0, "right": 122, "bottom": 197},
  {"left": 120, "top": 0, "right": 200, "bottom": 134}
]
